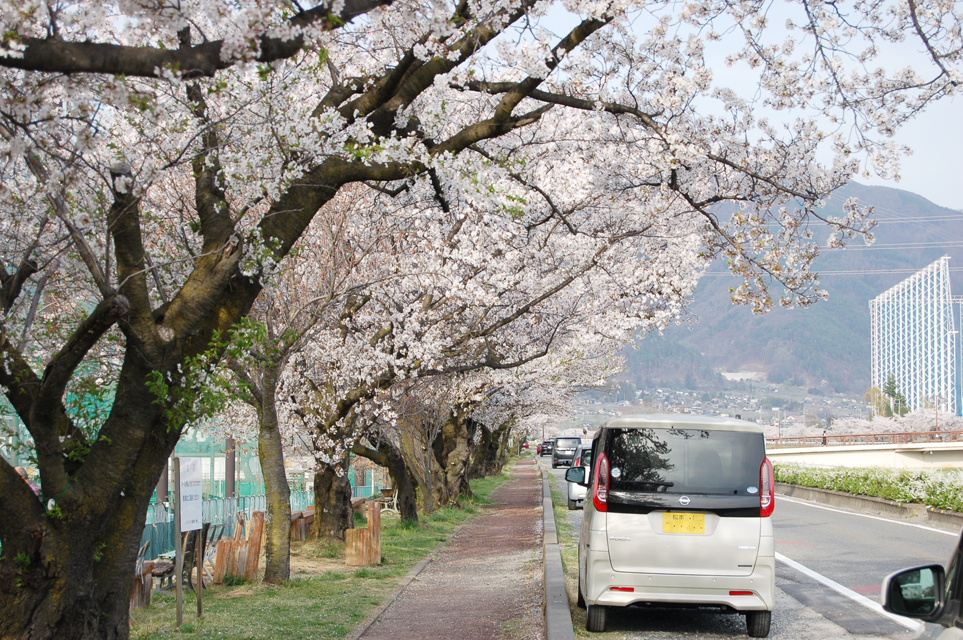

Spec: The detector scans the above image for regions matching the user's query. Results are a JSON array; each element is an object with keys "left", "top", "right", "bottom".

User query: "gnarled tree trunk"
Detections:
[
  {"left": 311, "top": 458, "right": 352, "bottom": 541},
  {"left": 352, "top": 439, "right": 418, "bottom": 523},
  {"left": 0, "top": 367, "right": 178, "bottom": 640},
  {"left": 430, "top": 405, "right": 476, "bottom": 507}
]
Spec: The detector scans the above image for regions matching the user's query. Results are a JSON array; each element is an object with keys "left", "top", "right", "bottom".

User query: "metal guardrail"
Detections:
[
  {"left": 767, "top": 430, "right": 963, "bottom": 449},
  {"left": 140, "top": 491, "right": 313, "bottom": 557}
]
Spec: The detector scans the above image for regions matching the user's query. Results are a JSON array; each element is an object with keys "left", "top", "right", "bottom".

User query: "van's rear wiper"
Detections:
[{"left": 623, "top": 480, "right": 675, "bottom": 491}]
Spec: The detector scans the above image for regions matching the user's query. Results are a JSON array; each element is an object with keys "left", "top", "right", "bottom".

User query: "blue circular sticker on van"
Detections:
[
  {"left": 747, "top": 486, "right": 758, "bottom": 494},
  {"left": 611, "top": 468, "right": 622, "bottom": 479}
]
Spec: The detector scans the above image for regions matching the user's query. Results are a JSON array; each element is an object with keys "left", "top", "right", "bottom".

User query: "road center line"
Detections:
[
  {"left": 775, "top": 552, "right": 920, "bottom": 632},
  {"left": 778, "top": 494, "right": 959, "bottom": 537}
]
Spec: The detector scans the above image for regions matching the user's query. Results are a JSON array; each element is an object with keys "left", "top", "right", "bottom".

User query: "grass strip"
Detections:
[
  {"left": 131, "top": 464, "right": 515, "bottom": 639},
  {"left": 546, "top": 470, "right": 603, "bottom": 637}
]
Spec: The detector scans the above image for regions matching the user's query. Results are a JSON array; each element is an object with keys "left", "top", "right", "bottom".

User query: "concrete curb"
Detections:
[
  {"left": 346, "top": 525, "right": 463, "bottom": 640},
  {"left": 539, "top": 460, "right": 577, "bottom": 640},
  {"left": 926, "top": 506, "right": 963, "bottom": 529},
  {"left": 776, "top": 483, "right": 963, "bottom": 530}
]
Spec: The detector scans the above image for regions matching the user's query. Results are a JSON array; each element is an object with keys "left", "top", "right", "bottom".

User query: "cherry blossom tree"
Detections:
[{"left": 0, "top": 0, "right": 959, "bottom": 637}]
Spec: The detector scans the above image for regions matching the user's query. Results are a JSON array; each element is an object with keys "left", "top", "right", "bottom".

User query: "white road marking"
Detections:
[
  {"left": 778, "top": 494, "right": 959, "bottom": 537},
  {"left": 776, "top": 552, "right": 921, "bottom": 632}
]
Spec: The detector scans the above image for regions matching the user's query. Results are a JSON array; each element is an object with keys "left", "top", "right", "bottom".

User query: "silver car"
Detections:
[
  {"left": 566, "top": 443, "right": 593, "bottom": 510},
  {"left": 566, "top": 414, "right": 775, "bottom": 637}
]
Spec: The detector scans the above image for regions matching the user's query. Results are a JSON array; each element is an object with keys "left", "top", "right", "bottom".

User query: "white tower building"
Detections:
[{"left": 869, "top": 256, "right": 960, "bottom": 415}]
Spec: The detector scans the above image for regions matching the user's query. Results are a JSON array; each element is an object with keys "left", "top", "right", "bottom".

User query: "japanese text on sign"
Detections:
[{"left": 178, "top": 458, "right": 203, "bottom": 532}]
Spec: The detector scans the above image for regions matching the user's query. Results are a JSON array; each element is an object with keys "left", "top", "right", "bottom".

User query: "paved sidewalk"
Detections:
[{"left": 357, "top": 458, "right": 545, "bottom": 640}]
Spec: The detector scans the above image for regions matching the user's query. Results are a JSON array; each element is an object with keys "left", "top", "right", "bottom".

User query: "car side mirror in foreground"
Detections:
[
  {"left": 881, "top": 564, "right": 945, "bottom": 621},
  {"left": 565, "top": 466, "right": 587, "bottom": 486}
]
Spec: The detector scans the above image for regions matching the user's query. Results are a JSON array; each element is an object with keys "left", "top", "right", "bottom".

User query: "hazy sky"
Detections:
[
  {"left": 857, "top": 97, "right": 961, "bottom": 211},
  {"left": 536, "top": 7, "right": 961, "bottom": 212}
]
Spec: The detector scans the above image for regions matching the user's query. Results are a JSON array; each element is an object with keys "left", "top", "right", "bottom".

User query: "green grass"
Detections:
[
  {"left": 546, "top": 471, "right": 598, "bottom": 637},
  {"left": 775, "top": 464, "right": 963, "bottom": 512},
  {"left": 131, "top": 462, "right": 517, "bottom": 639}
]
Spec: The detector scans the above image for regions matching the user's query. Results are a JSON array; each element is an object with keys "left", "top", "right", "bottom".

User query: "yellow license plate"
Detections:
[{"left": 662, "top": 512, "right": 705, "bottom": 534}]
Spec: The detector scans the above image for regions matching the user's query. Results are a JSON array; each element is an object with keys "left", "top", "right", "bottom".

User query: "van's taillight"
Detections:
[
  {"left": 760, "top": 457, "right": 774, "bottom": 517},
  {"left": 593, "top": 453, "right": 609, "bottom": 512}
]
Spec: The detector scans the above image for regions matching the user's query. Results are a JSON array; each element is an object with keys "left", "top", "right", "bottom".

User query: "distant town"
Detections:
[{"left": 554, "top": 385, "right": 871, "bottom": 437}]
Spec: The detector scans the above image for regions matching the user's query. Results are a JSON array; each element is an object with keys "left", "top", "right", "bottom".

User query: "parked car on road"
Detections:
[
  {"left": 566, "top": 414, "right": 775, "bottom": 636},
  {"left": 882, "top": 527, "right": 963, "bottom": 638},
  {"left": 552, "top": 436, "right": 581, "bottom": 468},
  {"left": 567, "top": 443, "right": 592, "bottom": 510}
]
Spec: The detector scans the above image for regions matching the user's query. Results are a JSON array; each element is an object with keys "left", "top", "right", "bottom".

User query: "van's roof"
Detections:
[{"left": 599, "top": 414, "right": 763, "bottom": 434}]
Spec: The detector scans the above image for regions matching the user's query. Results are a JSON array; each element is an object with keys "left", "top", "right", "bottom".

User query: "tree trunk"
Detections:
[
  {"left": 430, "top": 405, "right": 475, "bottom": 507},
  {"left": 311, "top": 458, "right": 352, "bottom": 541},
  {"left": 258, "top": 366, "right": 291, "bottom": 584},
  {"left": 468, "top": 424, "right": 497, "bottom": 479},
  {"left": 351, "top": 439, "right": 418, "bottom": 523},
  {"left": 494, "top": 425, "right": 513, "bottom": 471},
  {"left": 469, "top": 422, "right": 514, "bottom": 479},
  {"left": 399, "top": 424, "right": 436, "bottom": 515},
  {"left": 0, "top": 401, "right": 177, "bottom": 640}
]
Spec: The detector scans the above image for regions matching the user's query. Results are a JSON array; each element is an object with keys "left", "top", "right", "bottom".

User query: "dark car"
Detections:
[
  {"left": 552, "top": 436, "right": 582, "bottom": 468},
  {"left": 540, "top": 441, "right": 554, "bottom": 457},
  {"left": 882, "top": 527, "right": 963, "bottom": 638}
]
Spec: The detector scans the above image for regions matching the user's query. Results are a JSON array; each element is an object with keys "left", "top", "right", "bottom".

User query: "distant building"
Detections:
[{"left": 869, "top": 256, "right": 961, "bottom": 415}]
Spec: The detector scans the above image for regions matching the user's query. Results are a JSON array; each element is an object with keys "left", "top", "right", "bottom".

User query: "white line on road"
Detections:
[
  {"left": 778, "top": 495, "right": 958, "bottom": 537},
  {"left": 775, "top": 552, "right": 921, "bottom": 632}
]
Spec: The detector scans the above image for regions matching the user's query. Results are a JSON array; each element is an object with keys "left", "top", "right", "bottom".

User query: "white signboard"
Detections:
[{"left": 178, "top": 457, "right": 203, "bottom": 532}]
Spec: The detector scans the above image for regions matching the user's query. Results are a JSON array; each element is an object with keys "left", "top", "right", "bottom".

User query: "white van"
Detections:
[{"left": 565, "top": 414, "right": 775, "bottom": 636}]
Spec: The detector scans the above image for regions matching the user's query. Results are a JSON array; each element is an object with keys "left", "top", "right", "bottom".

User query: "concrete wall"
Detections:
[{"left": 767, "top": 441, "right": 963, "bottom": 468}]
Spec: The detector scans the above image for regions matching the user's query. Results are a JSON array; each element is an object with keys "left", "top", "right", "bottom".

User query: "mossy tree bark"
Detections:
[
  {"left": 431, "top": 404, "right": 477, "bottom": 507},
  {"left": 469, "top": 421, "right": 513, "bottom": 479},
  {"left": 311, "top": 458, "right": 353, "bottom": 542},
  {"left": 256, "top": 367, "right": 292, "bottom": 584}
]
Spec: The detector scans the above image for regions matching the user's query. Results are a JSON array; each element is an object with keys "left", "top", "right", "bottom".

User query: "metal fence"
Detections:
[
  {"left": 767, "top": 430, "right": 963, "bottom": 449},
  {"left": 140, "top": 491, "right": 313, "bottom": 557}
]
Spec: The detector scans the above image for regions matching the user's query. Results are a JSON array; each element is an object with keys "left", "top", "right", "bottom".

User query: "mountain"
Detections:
[{"left": 627, "top": 182, "right": 963, "bottom": 394}]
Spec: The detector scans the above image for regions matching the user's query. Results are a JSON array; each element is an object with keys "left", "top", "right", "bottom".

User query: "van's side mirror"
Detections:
[
  {"left": 565, "top": 466, "right": 586, "bottom": 486},
  {"left": 881, "top": 564, "right": 945, "bottom": 621}
]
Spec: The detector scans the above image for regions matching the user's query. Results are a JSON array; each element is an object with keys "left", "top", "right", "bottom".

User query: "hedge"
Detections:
[{"left": 774, "top": 464, "right": 963, "bottom": 513}]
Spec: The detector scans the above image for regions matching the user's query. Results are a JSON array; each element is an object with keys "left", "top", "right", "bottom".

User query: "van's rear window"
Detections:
[
  {"left": 555, "top": 438, "right": 581, "bottom": 449},
  {"left": 606, "top": 428, "right": 764, "bottom": 495}
]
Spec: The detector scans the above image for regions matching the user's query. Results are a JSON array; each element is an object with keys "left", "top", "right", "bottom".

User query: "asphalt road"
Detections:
[{"left": 545, "top": 463, "right": 960, "bottom": 639}]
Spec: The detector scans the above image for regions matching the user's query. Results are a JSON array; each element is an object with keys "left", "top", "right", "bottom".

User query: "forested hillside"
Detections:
[{"left": 630, "top": 183, "right": 963, "bottom": 394}]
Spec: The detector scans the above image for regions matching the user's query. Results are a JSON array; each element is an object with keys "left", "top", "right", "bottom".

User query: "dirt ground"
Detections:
[{"left": 357, "top": 458, "right": 545, "bottom": 640}]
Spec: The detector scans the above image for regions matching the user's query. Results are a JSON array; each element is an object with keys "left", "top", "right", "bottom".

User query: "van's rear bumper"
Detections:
[{"left": 586, "top": 551, "right": 775, "bottom": 612}]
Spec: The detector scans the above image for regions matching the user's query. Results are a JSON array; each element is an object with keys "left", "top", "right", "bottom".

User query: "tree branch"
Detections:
[{"left": 1, "top": 0, "right": 396, "bottom": 78}]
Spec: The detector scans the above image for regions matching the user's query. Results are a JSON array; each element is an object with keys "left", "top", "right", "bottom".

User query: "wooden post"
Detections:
[
  {"left": 367, "top": 501, "right": 381, "bottom": 565},
  {"left": 195, "top": 529, "right": 203, "bottom": 617},
  {"left": 174, "top": 461, "right": 183, "bottom": 628},
  {"left": 345, "top": 501, "right": 382, "bottom": 566}
]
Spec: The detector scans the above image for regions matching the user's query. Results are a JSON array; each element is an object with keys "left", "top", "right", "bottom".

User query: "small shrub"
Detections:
[{"left": 221, "top": 573, "right": 248, "bottom": 586}]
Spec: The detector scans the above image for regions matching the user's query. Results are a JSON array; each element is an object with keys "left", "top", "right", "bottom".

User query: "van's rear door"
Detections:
[{"left": 603, "top": 427, "right": 765, "bottom": 576}]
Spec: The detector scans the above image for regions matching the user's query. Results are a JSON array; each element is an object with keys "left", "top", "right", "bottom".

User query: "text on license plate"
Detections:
[{"left": 662, "top": 512, "right": 705, "bottom": 534}]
